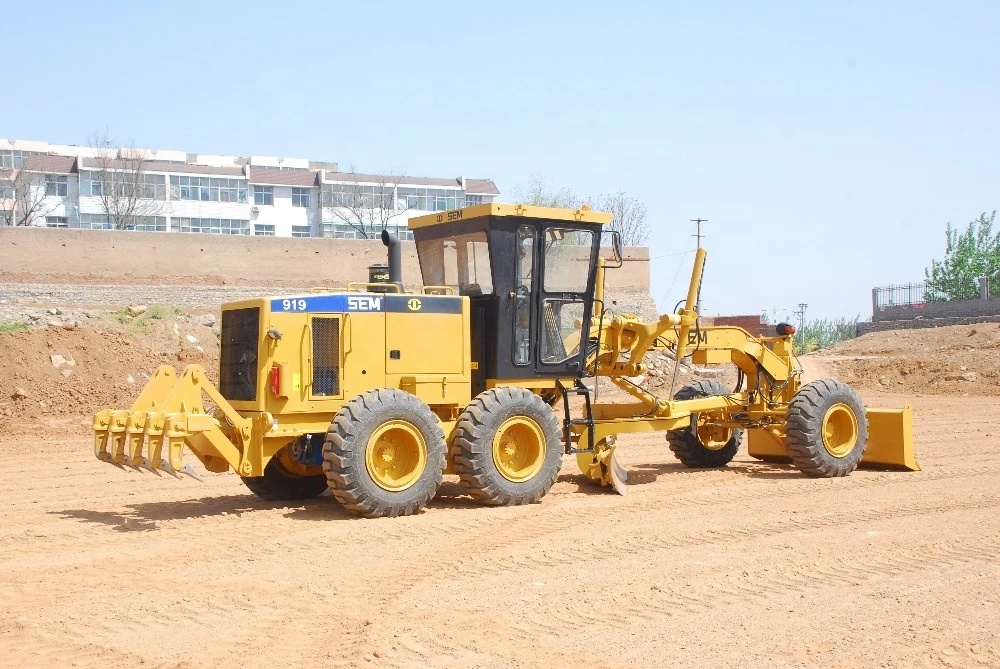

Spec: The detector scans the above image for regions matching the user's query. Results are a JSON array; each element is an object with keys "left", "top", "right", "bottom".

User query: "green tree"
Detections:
[{"left": 924, "top": 211, "right": 999, "bottom": 301}]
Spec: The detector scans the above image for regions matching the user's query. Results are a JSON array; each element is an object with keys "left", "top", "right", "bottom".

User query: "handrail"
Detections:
[
  {"left": 346, "top": 282, "right": 401, "bottom": 293},
  {"left": 421, "top": 285, "right": 456, "bottom": 295}
]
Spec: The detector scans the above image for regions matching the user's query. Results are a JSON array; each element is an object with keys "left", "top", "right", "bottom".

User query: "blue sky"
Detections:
[{"left": 2, "top": 1, "right": 997, "bottom": 320}]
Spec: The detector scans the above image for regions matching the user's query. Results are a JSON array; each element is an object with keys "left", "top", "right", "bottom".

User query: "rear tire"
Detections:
[
  {"left": 323, "top": 388, "right": 446, "bottom": 518},
  {"left": 241, "top": 453, "right": 328, "bottom": 501},
  {"left": 666, "top": 379, "right": 742, "bottom": 468},
  {"left": 451, "top": 387, "right": 562, "bottom": 506},
  {"left": 786, "top": 379, "right": 867, "bottom": 477}
]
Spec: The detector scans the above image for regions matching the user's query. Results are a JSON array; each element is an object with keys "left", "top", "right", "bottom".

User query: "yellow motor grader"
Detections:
[{"left": 92, "top": 204, "right": 917, "bottom": 517}]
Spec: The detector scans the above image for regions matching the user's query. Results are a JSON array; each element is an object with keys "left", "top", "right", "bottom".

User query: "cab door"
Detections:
[{"left": 533, "top": 226, "right": 599, "bottom": 377}]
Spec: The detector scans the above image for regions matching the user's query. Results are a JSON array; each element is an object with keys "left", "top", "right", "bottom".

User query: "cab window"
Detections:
[{"left": 416, "top": 231, "right": 494, "bottom": 295}]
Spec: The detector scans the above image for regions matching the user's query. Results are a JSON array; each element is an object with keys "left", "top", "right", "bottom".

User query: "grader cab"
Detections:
[{"left": 93, "top": 204, "right": 917, "bottom": 518}]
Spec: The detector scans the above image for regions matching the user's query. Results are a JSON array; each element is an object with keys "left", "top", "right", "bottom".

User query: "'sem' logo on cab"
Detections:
[{"left": 407, "top": 298, "right": 422, "bottom": 311}]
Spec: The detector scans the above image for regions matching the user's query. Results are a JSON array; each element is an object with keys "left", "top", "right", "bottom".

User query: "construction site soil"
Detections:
[{"left": 1, "top": 306, "right": 998, "bottom": 668}]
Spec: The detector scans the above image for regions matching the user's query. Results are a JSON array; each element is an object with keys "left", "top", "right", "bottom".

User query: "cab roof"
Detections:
[{"left": 407, "top": 203, "right": 613, "bottom": 230}]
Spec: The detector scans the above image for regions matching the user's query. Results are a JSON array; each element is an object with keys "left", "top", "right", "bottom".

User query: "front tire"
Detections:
[
  {"left": 666, "top": 379, "right": 743, "bottom": 468},
  {"left": 786, "top": 379, "right": 868, "bottom": 477},
  {"left": 451, "top": 387, "right": 563, "bottom": 506},
  {"left": 323, "top": 389, "right": 446, "bottom": 518}
]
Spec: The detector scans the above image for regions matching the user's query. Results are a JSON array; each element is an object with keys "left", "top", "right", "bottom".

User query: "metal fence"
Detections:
[
  {"left": 874, "top": 282, "right": 931, "bottom": 310},
  {"left": 875, "top": 277, "right": 996, "bottom": 311}
]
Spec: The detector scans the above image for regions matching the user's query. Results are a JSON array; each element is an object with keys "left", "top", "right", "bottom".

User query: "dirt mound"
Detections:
[
  {"left": 815, "top": 323, "right": 1000, "bottom": 396},
  {"left": 0, "top": 325, "right": 217, "bottom": 436}
]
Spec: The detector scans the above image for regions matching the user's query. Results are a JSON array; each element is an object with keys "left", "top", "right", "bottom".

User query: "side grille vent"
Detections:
[{"left": 220, "top": 307, "right": 260, "bottom": 401}]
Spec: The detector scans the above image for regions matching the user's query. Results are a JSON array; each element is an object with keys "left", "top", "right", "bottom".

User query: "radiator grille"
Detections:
[
  {"left": 312, "top": 317, "right": 341, "bottom": 396},
  {"left": 220, "top": 307, "right": 260, "bottom": 401}
]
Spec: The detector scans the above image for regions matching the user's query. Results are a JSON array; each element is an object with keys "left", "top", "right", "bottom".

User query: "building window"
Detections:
[
  {"left": 320, "top": 222, "right": 412, "bottom": 241},
  {"left": 45, "top": 216, "right": 69, "bottom": 228},
  {"left": 44, "top": 175, "right": 68, "bottom": 197},
  {"left": 323, "top": 183, "right": 393, "bottom": 209},
  {"left": 0, "top": 150, "right": 35, "bottom": 169},
  {"left": 81, "top": 171, "right": 167, "bottom": 200},
  {"left": 76, "top": 213, "right": 167, "bottom": 231},
  {"left": 292, "top": 187, "right": 310, "bottom": 208},
  {"left": 395, "top": 186, "right": 463, "bottom": 212},
  {"left": 291, "top": 225, "right": 312, "bottom": 238},
  {"left": 254, "top": 224, "right": 275, "bottom": 236},
  {"left": 169, "top": 176, "right": 247, "bottom": 202},
  {"left": 173, "top": 217, "right": 250, "bottom": 235},
  {"left": 465, "top": 194, "right": 489, "bottom": 207},
  {"left": 0, "top": 184, "right": 13, "bottom": 199},
  {"left": 78, "top": 213, "right": 111, "bottom": 230},
  {"left": 254, "top": 185, "right": 274, "bottom": 206}
]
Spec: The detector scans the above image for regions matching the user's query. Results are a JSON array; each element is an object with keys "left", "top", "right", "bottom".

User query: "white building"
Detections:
[{"left": 0, "top": 138, "right": 499, "bottom": 238}]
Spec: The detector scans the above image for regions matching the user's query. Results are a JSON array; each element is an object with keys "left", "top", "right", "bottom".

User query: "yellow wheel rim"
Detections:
[
  {"left": 492, "top": 417, "right": 546, "bottom": 483},
  {"left": 821, "top": 403, "right": 858, "bottom": 458},
  {"left": 694, "top": 413, "right": 733, "bottom": 451},
  {"left": 365, "top": 420, "right": 427, "bottom": 491}
]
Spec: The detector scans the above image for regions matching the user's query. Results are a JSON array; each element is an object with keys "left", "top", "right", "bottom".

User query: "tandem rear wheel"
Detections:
[
  {"left": 323, "top": 388, "right": 447, "bottom": 518},
  {"left": 451, "top": 387, "right": 563, "bottom": 506}
]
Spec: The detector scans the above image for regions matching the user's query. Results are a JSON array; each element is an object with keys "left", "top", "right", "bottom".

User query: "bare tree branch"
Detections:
[
  {"left": 88, "top": 131, "right": 164, "bottom": 229},
  {"left": 589, "top": 190, "right": 649, "bottom": 247},
  {"left": 511, "top": 174, "right": 579, "bottom": 208},
  {"left": 322, "top": 167, "right": 410, "bottom": 239},
  {"left": 0, "top": 166, "right": 59, "bottom": 226},
  {"left": 508, "top": 176, "right": 651, "bottom": 247}
]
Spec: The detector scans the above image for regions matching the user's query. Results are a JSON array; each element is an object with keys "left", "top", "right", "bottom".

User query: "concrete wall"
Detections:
[
  {"left": 875, "top": 297, "right": 1000, "bottom": 322},
  {"left": 0, "top": 227, "right": 652, "bottom": 312},
  {"left": 858, "top": 314, "right": 1000, "bottom": 335}
]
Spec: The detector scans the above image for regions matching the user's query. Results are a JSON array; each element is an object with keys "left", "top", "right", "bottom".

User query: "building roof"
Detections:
[
  {"left": 323, "top": 172, "right": 463, "bottom": 188},
  {"left": 247, "top": 168, "right": 320, "bottom": 187},
  {"left": 465, "top": 179, "right": 499, "bottom": 195},
  {"left": 6, "top": 139, "right": 501, "bottom": 194},
  {"left": 79, "top": 157, "right": 245, "bottom": 177},
  {"left": 22, "top": 155, "right": 77, "bottom": 174}
]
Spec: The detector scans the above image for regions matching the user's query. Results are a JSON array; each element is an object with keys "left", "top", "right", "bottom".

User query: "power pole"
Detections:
[
  {"left": 691, "top": 218, "right": 707, "bottom": 313},
  {"left": 691, "top": 218, "right": 707, "bottom": 248},
  {"left": 794, "top": 303, "right": 808, "bottom": 342}
]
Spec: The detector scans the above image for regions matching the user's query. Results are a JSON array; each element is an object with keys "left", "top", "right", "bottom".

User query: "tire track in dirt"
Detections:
[
  {"left": 393, "top": 531, "right": 1000, "bottom": 666},
  {"left": 4, "top": 455, "right": 995, "bottom": 578},
  {"left": 610, "top": 533, "right": 1000, "bottom": 627},
  {"left": 359, "top": 496, "right": 1000, "bottom": 666},
  {"left": 0, "top": 621, "right": 181, "bottom": 669},
  {"left": 3, "top": 422, "right": 998, "bottom": 668}
]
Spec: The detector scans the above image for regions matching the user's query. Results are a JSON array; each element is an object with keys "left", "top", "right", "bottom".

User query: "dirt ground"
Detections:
[{"left": 1, "top": 318, "right": 998, "bottom": 668}]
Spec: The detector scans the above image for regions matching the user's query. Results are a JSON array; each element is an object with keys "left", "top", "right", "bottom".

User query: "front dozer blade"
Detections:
[
  {"left": 862, "top": 405, "right": 919, "bottom": 471},
  {"left": 577, "top": 439, "right": 628, "bottom": 495},
  {"left": 599, "top": 444, "right": 628, "bottom": 495}
]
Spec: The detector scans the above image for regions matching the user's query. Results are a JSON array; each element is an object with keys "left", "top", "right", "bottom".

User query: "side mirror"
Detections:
[{"left": 603, "top": 230, "right": 624, "bottom": 268}]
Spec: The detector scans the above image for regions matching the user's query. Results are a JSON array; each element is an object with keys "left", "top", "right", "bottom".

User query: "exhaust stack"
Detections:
[{"left": 381, "top": 228, "right": 402, "bottom": 291}]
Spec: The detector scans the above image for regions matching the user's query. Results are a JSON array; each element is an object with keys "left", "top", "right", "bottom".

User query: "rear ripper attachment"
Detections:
[{"left": 93, "top": 365, "right": 262, "bottom": 480}]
